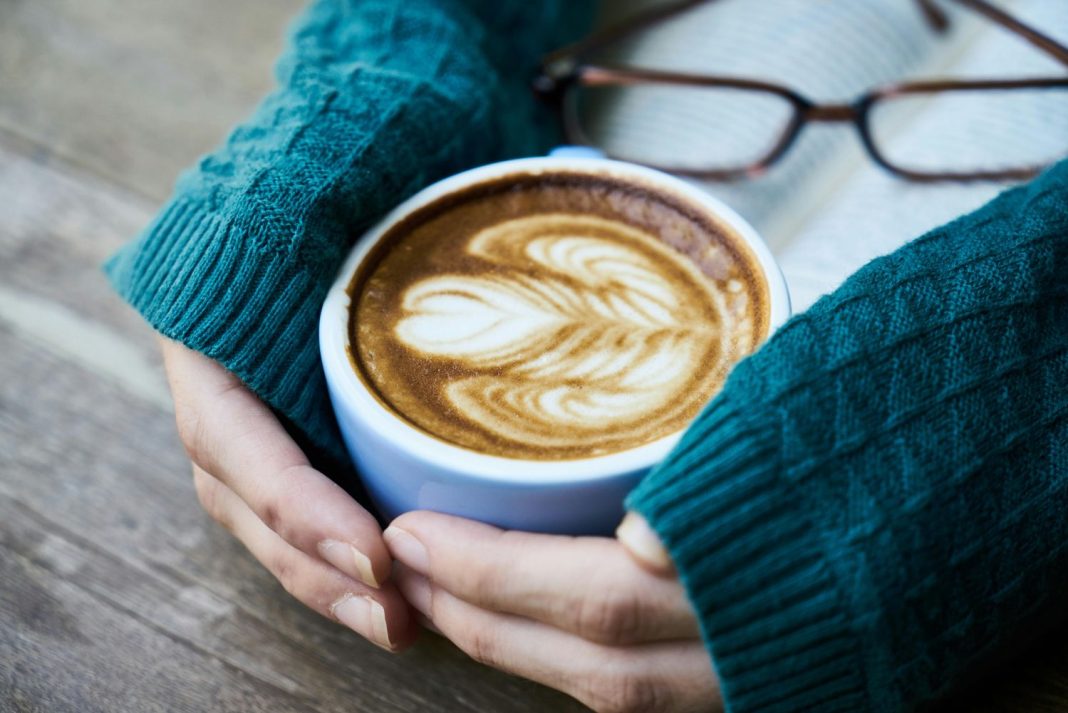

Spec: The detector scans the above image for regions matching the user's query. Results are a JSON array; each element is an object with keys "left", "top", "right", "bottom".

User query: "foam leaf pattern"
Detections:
[{"left": 394, "top": 213, "right": 729, "bottom": 452}]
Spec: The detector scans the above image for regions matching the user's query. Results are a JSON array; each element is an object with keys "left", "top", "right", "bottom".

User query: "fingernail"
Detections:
[
  {"left": 397, "top": 572, "right": 432, "bottom": 616},
  {"left": 616, "top": 512, "right": 675, "bottom": 575},
  {"left": 383, "top": 527, "right": 429, "bottom": 574},
  {"left": 332, "top": 594, "right": 394, "bottom": 651},
  {"left": 318, "top": 540, "right": 380, "bottom": 589},
  {"left": 368, "top": 598, "right": 394, "bottom": 650}
]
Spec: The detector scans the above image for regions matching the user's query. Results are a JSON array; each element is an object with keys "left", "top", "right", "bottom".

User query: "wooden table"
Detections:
[
  {"left": 0, "top": 2, "right": 582, "bottom": 710},
  {"left": 1, "top": 2, "right": 1066, "bottom": 711}
]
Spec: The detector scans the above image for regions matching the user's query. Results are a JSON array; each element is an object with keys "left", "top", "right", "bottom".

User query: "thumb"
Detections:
[{"left": 615, "top": 511, "right": 675, "bottom": 577}]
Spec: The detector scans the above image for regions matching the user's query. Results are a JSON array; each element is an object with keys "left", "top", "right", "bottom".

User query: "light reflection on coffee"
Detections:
[{"left": 348, "top": 172, "right": 768, "bottom": 460}]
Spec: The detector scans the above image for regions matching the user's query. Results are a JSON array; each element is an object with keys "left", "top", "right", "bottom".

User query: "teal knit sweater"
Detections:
[{"left": 106, "top": 1, "right": 1068, "bottom": 711}]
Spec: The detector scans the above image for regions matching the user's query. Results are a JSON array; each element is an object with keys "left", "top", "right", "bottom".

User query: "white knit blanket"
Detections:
[{"left": 593, "top": 0, "right": 1068, "bottom": 311}]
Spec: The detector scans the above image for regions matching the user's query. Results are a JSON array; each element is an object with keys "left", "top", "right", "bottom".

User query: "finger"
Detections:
[
  {"left": 395, "top": 566, "right": 719, "bottom": 713},
  {"left": 385, "top": 511, "right": 699, "bottom": 645},
  {"left": 161, "top": 337, "right": 390, "bottom": 588},
  {"left": 616, "top": 512, "right": 676, "bottom": 577},
  {"left": 192, "top": 465, "right": 417, "bottom": 651}
]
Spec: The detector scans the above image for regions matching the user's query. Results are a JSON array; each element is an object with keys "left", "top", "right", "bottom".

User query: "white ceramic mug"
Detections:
[{"left": 320, "top": 156, "right": 790, "bottom": 535}]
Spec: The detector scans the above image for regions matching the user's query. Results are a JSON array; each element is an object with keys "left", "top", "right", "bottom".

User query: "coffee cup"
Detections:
[{"left": 320, "top": 156, "right": 790, "bottom": 535}]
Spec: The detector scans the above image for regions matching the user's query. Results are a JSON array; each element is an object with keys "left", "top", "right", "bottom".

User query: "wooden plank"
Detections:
[
  {"left": 0, "top": 514, "right": 312, "bottom": 713},
  {"left": 0, "top": 136, "right": 158, "bottom": 337},
  {"left": 0, "top": 0, "right": 302, "bottom": 201},
  {"left": 0, "top": 327, "right": 586, "bottom": 712},
  {"left": 0, "top": 135, "right": 170, "bottom": 411}
]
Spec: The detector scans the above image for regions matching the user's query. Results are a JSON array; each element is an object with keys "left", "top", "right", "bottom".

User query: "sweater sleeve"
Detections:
[
  {"left": 104, "top": 0, "right": 593, "bottom": 474},
  {"left": 627, "top": 160, "right": 1068, "bottom": 712}
]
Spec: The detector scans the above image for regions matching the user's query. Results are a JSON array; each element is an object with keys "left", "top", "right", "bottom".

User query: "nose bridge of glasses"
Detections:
[{"left": 802, "top": 104, "right": 858, "bottom": 123}]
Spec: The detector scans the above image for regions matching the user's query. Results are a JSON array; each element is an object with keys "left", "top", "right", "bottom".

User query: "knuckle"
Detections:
[
  {"left": 174, "top": 404, "right": 208, "bottom": 465},
  {"left": 575, "top": 588, "right": 644, "bottom": 645},
  {"left": 258, "top": 493, "right": 284, "bottom": 534},
  {"left": 471, "top": 564, "right": 507, "bottom": 606},
  {"left": 470, "top": 530, "right": 520, "bottom": 602},
  {"left": 589, "top": 673, "right": 662, "bottom": 713},
  {"left": 255, "top": 475, "right": 303, "bottom": 542},
  {"left": 269, "top": 550, "right": 301, "bottom": 599},
  {"left": 460, "top": 626, "right": 500, "bottom": 668},
  {"left": 254, "top": 463, "right": 311, "bottom": 540}
]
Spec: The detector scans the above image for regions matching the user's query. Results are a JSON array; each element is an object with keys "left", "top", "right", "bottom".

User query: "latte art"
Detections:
[
  {"left": 393, "top": 214, "right": 727, "bottom": 450},
  {"left": 350, "top": 172, "right": 767, "bottom": 459}
]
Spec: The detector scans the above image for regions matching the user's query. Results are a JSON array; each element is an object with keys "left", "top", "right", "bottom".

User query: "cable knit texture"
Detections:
[
  {"left": 628, "top": 160, "right": 1068, "bottom": 712},
  {"left": 104, "top": 0, "right": 594, "bottom": 474}
]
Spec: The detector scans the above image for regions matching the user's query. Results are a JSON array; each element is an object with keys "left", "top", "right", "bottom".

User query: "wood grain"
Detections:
[
  {"left": 0, "top": 0, "right": 301, "bottom": 201},
  {"left": 0, "top": 138, "right": 170, "bottom": 407},
  {"left": 0, "top": 323, "right": 585, "bottom": 712}
]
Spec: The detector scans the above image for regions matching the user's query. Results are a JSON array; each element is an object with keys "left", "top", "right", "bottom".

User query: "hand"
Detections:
[
  {"left": 159, "top": 338, "right": 416, "bottom": 651},
  {"left": 385, "top": 511, "right": 721, "bottom": 713}
]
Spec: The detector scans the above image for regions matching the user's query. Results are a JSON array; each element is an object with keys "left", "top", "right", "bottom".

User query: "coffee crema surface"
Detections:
[{"left": 349, "top": 172, "right": 768, "bottom": 460}]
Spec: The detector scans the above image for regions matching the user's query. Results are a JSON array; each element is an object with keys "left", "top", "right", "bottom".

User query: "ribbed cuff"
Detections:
[
  {"left": 103, "top": 197, "right": 351, "bottom": 476},
  {"left": 626, "top": 396, "right": 869, "bottom": 712}
]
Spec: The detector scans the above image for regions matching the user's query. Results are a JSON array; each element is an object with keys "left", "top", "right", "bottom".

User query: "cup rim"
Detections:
[{"left": 320, "top": 156, "right": 790, "bottom": 484}]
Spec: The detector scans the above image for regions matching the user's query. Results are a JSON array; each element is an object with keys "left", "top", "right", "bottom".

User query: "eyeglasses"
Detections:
[{"left": 534, "top": 0, "right": 1068, "bottom": 182}]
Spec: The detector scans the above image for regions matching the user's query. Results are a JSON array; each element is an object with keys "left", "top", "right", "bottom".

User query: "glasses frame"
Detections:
[{"left": 534, "top": 0, "right": 1068, "bottom": 182}]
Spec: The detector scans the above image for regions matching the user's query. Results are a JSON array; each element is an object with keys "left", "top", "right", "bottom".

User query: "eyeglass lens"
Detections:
[
  {"left": 867, "top": 85, "right": 1068, "bottom": 177},
  {"left": 570, "top": 83, "right": 796, "bottom": 172}
]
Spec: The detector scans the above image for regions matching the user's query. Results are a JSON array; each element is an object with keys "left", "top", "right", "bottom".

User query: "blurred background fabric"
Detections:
[{"left": 592, "top": 0, "right": 1068, "bottom": 309}]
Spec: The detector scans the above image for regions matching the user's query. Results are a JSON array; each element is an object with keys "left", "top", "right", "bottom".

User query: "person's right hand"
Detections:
[{"left": 159, "top": 337, "right": 416, "bottom": 652}]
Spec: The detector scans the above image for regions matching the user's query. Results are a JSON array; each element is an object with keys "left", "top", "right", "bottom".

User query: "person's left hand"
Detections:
[{"left": 385, "top": 511, "right": 721, "bottom": 713}]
